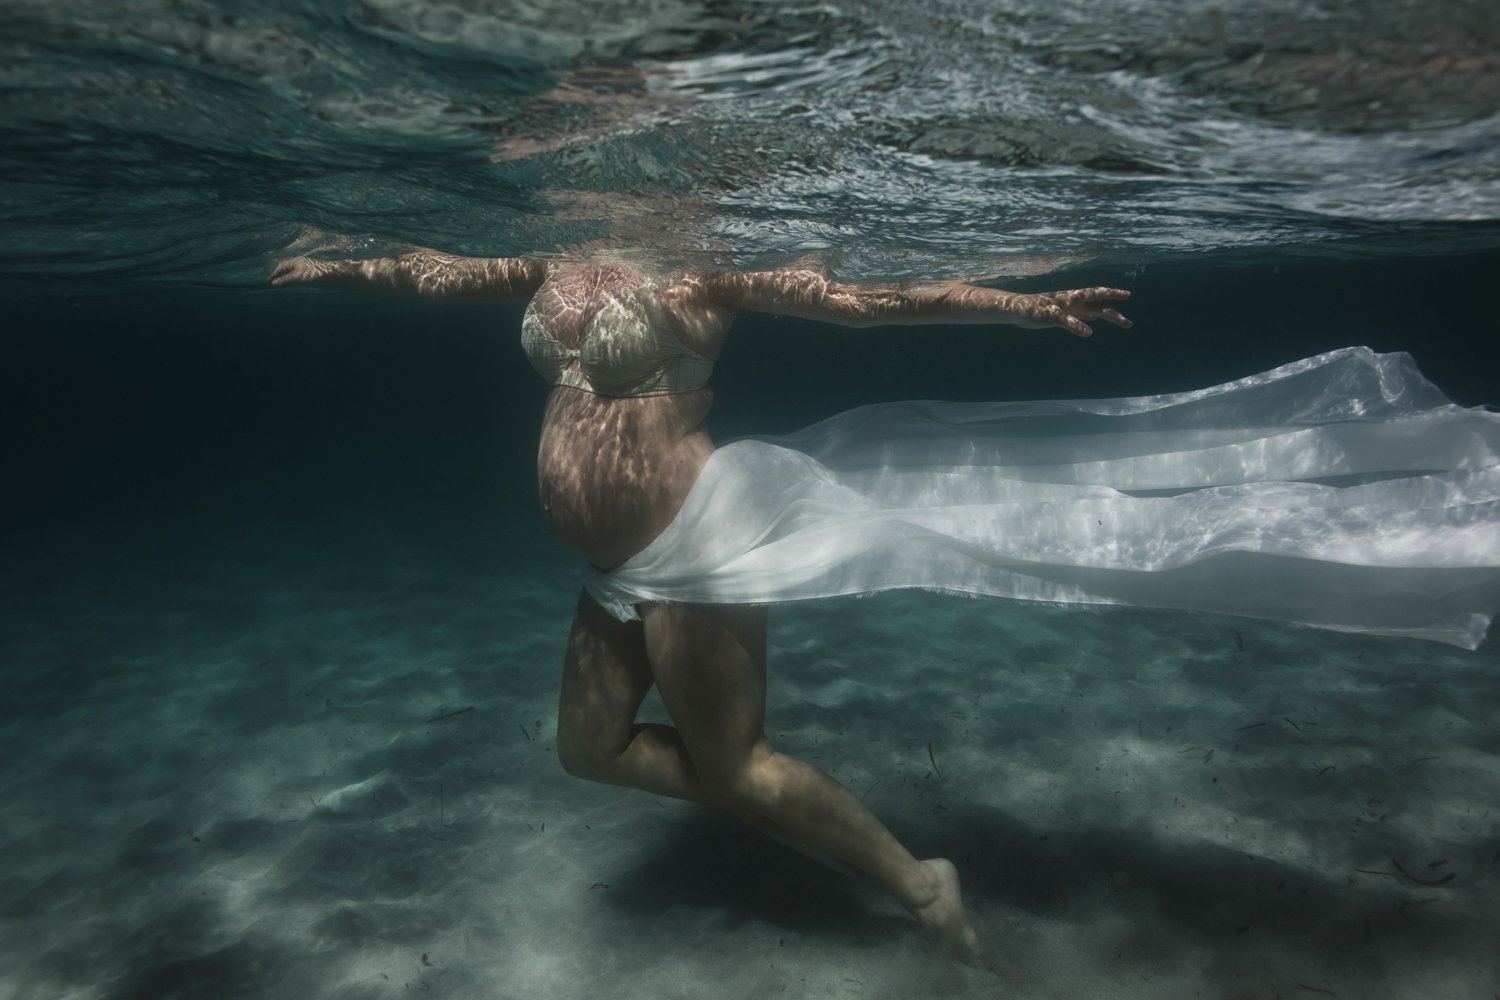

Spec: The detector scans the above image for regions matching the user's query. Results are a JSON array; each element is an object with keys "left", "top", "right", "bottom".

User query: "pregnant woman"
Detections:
[{"left": 273, "top": 249, "right": 1131, "bottom": 959}]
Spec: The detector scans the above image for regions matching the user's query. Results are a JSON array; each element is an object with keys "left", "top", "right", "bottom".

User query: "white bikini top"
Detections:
[{"left": 520, "top": 282, "right": 714, "bottom": 397}]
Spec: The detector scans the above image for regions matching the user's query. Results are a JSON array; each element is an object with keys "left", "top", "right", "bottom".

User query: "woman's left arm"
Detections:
[{"left": 700, "top": 268, "right": 1130, "bottom": 337}]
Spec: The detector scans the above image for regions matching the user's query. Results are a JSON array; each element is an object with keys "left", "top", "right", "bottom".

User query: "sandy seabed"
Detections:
[{"left": 2, "top": 507, "right": 1498, "bottom": 1000}]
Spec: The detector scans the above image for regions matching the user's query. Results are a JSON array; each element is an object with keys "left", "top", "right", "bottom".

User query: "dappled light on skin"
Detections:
[
  {"left": 538, "top": 388, "right": 716, "bottom": 570},
  {"left": 527, "top": 263, "right": 722, "bottom": 569},
  {"left": 704, "top": 268, "right": 1131, "bottom": 336},
  {"left": 270, "top": 251, "right": 546, "bottom": 301}
]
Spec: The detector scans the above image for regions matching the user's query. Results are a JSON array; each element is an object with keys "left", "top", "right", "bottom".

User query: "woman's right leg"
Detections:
[{"left": 640, "top": 600, "right": 978, "bottom": 961}]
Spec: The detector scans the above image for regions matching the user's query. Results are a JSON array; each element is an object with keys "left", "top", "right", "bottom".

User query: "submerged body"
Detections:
[{"left": 272, "top": 249, "right": 1133, "bottom": 959}]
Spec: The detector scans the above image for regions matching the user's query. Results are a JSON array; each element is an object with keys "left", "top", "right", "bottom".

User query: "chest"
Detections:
[
  {"left": 527, "top": 267, "right": 731, "bottom": 358},
  {"left": 526, "top": 268, "right": 632, "bottom": 348}
]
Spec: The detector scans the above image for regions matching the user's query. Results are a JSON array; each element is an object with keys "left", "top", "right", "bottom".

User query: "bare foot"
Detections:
[{"left": 907, "top": 858, "right": 979, "bottom": 964}]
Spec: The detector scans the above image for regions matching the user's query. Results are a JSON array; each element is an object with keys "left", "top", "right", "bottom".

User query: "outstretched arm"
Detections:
[
  {"left": 269, "top": 249, "right": 546, "bottom": 302},
  {"left": 701, "top": 268, "right": 1130, "bottom": 337}
]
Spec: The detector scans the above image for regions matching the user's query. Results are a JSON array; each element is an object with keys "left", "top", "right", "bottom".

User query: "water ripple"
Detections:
[{"left": 1, "top": 0, "right": 1497, "bottom": 286}]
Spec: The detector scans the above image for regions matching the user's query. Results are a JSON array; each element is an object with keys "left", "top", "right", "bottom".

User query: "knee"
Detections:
[
  {"left": 702, "top": 742, "right": 780, "bottom": 809},
  {"left": 556, "top": 721, "right": 610, "bottom": 782}
]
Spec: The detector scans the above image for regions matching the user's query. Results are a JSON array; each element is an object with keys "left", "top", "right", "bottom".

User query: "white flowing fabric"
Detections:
[{"left": 585, "top": 348, "right": 1500, "bottom": 648}]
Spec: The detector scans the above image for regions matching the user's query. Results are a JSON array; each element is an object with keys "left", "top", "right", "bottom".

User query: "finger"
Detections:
[
  {"left": 1062, "top": 287, "right": 1130, "bottom": 304},
  {"left": 1099, "top": 308, "right": 1131, "bottom": 328},
  {"left": 1031, "top": 300, "right": 1092, "bottom": 336},
  {"left": 1063, "top": 315, "right": 1092, "bottom": 337},
  {"left": 1062, "top": 287, "right": 1128, "bottom": 307}
]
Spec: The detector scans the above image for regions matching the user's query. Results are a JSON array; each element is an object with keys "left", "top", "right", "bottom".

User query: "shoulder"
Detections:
[
  {"left": 638, "top": 272, "right": 732, "bottom": 355},
  {"left": 661, "top": 268, "right": 818, "bottom": 310},
  {"left": 693, "top": 268, "right": 838, "bottom": 314},
  {"left": 656, "top": 271, "right": 729, "bottom": 313}
]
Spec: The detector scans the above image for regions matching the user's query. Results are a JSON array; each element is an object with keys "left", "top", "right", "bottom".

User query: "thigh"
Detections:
[
  {"left": 640, "top": 602, "right": 770, "bottom": 781},
  {"left": 557, "top": 589, "right": 655, "bottom": 758}
]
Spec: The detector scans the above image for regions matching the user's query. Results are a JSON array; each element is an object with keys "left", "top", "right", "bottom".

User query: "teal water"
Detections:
[
  {"left": 3, "top": 2, "right": 1500, "bottom": 998},
  {"left": 3, "top": 0, "right": 1499, "bottom": 285}
]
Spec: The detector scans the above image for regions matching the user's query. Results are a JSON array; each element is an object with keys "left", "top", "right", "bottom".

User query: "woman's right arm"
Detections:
[
  {"left": 269, "top": 250, "right": 546, "bottom": 302},
  {"left": 701, "top": 268, "right": 1129, "bottom": 337}
]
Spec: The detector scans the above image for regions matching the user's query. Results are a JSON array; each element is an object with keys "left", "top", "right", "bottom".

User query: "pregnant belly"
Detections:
[{"left": 536, "top": 388, "right": 714, "bottom": 569}]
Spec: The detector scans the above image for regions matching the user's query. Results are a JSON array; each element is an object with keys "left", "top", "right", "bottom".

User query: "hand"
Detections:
[
  {"left": 268, "top": 255, "right": 348, "bottom": 287},
  {"left": 1008, "top": 287, "right": 1132, "bottom": 337}
]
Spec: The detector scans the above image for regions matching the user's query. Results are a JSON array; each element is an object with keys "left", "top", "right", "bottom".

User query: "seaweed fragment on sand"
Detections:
[
  {"left": 927, "top": 742, "right": 943, "bottom": 779},
  {"left": 1394, "top": 755, "right": 1440, "bottom": 770},
  {"left": 425, "top": 706, "right": 476, "bottom": 724},
  {"left": 1355, "top": 863, "right": 1457, "bottom": 888}
]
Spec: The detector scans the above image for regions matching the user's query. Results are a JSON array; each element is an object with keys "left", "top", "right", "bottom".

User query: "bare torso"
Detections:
[{"left": 529, "top": 262, "right": 732, "bottom": 569}]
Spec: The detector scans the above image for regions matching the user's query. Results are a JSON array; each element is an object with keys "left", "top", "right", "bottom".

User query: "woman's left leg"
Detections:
[{"left": 555, "top": 588, "right": 707, "bottom": 801}]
